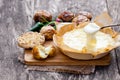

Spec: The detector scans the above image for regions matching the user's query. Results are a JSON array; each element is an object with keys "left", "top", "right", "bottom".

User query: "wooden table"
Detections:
[{"left": 0, "top": 0, "right": 120, "bottom": 80}]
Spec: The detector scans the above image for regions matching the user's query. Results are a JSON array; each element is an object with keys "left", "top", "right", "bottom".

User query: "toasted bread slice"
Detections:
[{"left": 17, "top": 32, "right": 45, "bottom": 49}]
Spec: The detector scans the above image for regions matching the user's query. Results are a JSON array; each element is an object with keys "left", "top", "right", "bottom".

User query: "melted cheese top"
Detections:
[
  {"left": 63, "top": 29, "right": 87, "bottom": 50},
  {"left": 63, "top": 28, "right": 115, "bottom": 52}
]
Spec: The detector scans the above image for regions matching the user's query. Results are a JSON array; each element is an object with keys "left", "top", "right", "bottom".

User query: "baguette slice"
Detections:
[{"left": 17, "top": 32, "right": 45, "bottom": 49}]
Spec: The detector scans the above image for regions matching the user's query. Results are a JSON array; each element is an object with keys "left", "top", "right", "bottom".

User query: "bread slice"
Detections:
[{"left": 17, "top": 32, "right": 45, "bottom": 49}]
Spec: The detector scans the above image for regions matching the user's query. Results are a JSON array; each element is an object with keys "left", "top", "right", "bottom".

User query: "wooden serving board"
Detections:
[{"left": 24, "top": 41, "right": 111, "bottom": 66}]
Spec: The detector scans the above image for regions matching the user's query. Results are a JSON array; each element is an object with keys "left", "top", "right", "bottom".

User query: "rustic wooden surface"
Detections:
[{"left": 0, "top": 0, "right": 120, "bottom": 80}]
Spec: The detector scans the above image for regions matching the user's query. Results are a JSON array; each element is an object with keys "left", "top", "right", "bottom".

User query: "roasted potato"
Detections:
[
  {"left": 33, "top": 10, "right": 52, "bottom": 22},
  {"left": 72, "top": 15, "right": 90, "bottom": 25},
  {"left": 32, "top": 45, "right": 48, "bottom": 59},
  {"left": 40, "top": 25, "right": 56, "bottom": 40},
  {"left": 45, "top": 45, "right": 56, "bottom": 57},
  {"left": 58, "top": 11, "right": 74, "bottom": 22},
  {"left": 32, "top": 45, "right": 56, "bottom": 60},
  {"left": 77, "top": 11, "right": 92, "bottom": 20}
]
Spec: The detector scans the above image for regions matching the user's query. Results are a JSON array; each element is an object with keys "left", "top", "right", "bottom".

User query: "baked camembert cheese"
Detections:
[{"left": 63, "top": 23, "right": 115, "bottom": 55}]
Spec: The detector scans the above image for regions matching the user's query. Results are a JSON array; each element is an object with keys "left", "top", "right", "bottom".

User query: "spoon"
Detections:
[
  {"left": 84, "top": 23, "right": 120, "bottom": 34},
  {"left": 101, "top": 24, "right": 120, "bottom": 29}
]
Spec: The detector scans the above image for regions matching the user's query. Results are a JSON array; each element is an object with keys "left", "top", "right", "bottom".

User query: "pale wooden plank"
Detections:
[
  {"left": 29, "top": 71, "right": 81, "bottom": 80},
  {"left": 107, "top": 0, "right": 120, "bottom": 78},
  {"left": 0, "top": 0, "right": 29, "bottom": 80}
]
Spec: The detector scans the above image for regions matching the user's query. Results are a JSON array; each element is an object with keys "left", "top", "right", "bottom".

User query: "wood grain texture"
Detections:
[
  {"left": 106, "top": 0, "right": 120, "bottom": 80},
  {"left": 0, "top": 0, "right": 120, "bottom": 80},
  {"left": 0, "top": 0, "right": 28, "bottom": 80}
]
